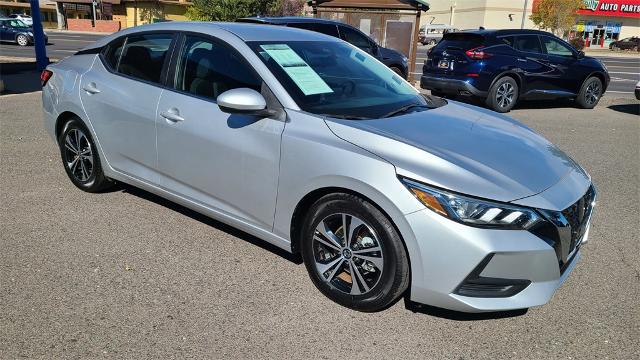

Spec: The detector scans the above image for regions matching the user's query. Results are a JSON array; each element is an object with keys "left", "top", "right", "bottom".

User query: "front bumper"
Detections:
[
  {"left": 420, "top": 74, "right": 487, "bottom": 97},
  {"left": 404, "top": 186, "right": 594, "bottom": 313}
]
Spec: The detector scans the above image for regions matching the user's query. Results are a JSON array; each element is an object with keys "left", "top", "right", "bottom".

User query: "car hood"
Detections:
[{"left": 324, "top": 101, "right": 589, "bottom": 203}]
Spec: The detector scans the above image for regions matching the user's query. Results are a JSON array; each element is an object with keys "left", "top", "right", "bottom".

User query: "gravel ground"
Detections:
[{"left": 1, "top": 92, "right": 638, "bottom": 359}]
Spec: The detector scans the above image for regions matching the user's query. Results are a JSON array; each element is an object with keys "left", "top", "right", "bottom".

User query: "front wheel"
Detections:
[
  {"left": 576, "top": 77, "right": 603, "bottom": 109},
  {"left": 16, "top": 34, "right": 29, "bottom": 46},
  {"left": 486, "top": 76, "right": 519, "bottom": 113},
  {"left": 301, "top": 193, "right": 410, "bottom": 312}
]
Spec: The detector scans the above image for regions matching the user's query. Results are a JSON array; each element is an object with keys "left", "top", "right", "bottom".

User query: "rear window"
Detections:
[{"left": 435, "top": 33, "right": 485, "bottom": 50}]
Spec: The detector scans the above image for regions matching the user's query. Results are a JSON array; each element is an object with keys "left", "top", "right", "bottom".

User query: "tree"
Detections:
[
  {"left": 186, "top": 0, "right": 275, "bottom": 22},
  {"left": 268, "top": 0, "right": 306, "bottom": 16},
  {"left": 530, "top": 0, "right": 583, "bottom": 37}
]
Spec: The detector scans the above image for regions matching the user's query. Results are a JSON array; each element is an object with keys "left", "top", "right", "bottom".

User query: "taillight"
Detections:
[
  {"left": 465, "top": 47, "right": 492, "bottom": 60},
  {"left": 40, "top": 69, "right": 53, "bottom": 87}
]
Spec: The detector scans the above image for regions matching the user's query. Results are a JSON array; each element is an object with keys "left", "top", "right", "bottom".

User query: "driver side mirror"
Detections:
[
  {"left": 217, "top": 88, "right": 277, "bottom": 117},
  {"left": 576, "top": 50, "right": 585, "bottom": 59}
]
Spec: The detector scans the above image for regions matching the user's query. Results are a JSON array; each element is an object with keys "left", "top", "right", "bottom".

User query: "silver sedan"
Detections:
[{"left": 41, "top": 22, "right": 596, "bottom": 313}]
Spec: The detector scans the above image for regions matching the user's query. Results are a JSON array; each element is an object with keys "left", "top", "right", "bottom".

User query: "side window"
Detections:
[
  {"left": 514, "top": 35, "right": 543, "bottom": 54},
  {"left": 542, "top": 37, "right": 574, "bottom": 57},
  {"left": 174, "top": 35, "right": 262, "bottom": 101},
  {"left": 339, "top": 26, "right": 373, "bottom": 50},
  {"left": 118, "top": 33, "right": 173, "bottom": 84},
  {"left": 314, "top": 23, "right": 339, "bottom": 38},
  {"left": 500, "top": 36, "right": 515, "bottom": 47},
  {"left": 102, "top": 37, "right": 125, "bottom": 70}
]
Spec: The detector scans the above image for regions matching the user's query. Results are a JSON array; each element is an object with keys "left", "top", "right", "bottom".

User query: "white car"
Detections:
[
  {"left": 9, "top": 14, "right": 32, "bottom": 26},
  {"left": 635, "top": 80, "right": 640, "bottom": 100}
]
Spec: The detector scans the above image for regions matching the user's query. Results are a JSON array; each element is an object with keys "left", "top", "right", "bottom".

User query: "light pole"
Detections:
[
  {"left": 29, "top": 0, "right": 48, "bottom": 71},
  {"left": 521, "top": 0, "right": 529, "bottom": 29}
]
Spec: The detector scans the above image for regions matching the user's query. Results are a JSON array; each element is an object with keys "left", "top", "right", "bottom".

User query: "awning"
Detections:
[{"left": 53, "top": 0, "right": 121, "bottom": 4}]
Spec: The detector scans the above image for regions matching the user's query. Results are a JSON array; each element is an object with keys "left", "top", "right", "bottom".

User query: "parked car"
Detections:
[
  {"left": 609, "top": 37, "right": 640, "bottom": 51},
  {"left": 237, "top": 16, "right": 409, "bottom": 78},
  {"left": 635, "top": 80, "right": 640, "bottom": 100},
  {"left": 8, "top": 13, "right": 32, "bottom": 26},
  {"left": 421, "top": 29, "right": 610, "bottom": 112},
  {"left": 418, "top": 24, "right": 458, "bottom": 45},
  {"left": 0, "top": 18, "right": 47, "bottom": 46},
  {"left": 42, "top": 22, "right": 596, "bottom": 313}
]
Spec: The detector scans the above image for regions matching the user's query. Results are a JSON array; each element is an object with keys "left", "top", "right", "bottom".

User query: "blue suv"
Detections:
[{"left": 421, "top": 29, "right": 610, "bottom": 112}]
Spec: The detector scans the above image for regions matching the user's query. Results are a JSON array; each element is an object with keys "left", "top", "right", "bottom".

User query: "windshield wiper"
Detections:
[
  {"left": 319, "top": 114, "right": 370, "bottom": 120},
  {"left": 381, "top": 103, "right": 431, "bottom": 118}
]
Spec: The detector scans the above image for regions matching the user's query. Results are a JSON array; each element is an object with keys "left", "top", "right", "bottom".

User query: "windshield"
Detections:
[
  {"left": 4, "top": 19, "right": 29, "bottom": 28},
  {"left": 248, "top": 40, "right": 430, "bottom": 119}
]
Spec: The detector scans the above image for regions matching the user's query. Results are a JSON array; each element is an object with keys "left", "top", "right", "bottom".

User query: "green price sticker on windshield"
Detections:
[{"left": 260, "top": 44, "right": 333, "bottom": 96}]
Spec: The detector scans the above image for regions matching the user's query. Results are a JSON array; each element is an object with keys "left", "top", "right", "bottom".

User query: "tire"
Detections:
[
  {"left": 576, "top": 76, "right": 603, "bottom": 109},
  {"left": 486, "top": 76, "right": 519, "bottom": 113},
  {"left": 16, "top": 34, "right": 29, "bottom": 46},
  {"left": 429, "top": 39, "right": 437, "bottom": 45},
  {"left": 58, "top": 117, "right": 113, "bottom": 192},
  {"left": 389, "top": 66, "right": 404, "bottom": 78},
  {"left": 300, "top": 193, "right": 410, "bottom": 312}
]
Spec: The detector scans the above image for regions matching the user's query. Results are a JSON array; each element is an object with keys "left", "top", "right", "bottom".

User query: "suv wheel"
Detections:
[
  {"left": 16, "top": 34, "right": 29, "bottom": 46},
  {"left": 58, "top": 117, "right": 113, "bottom": 192},
  {"left": 486, "top": 77, "right": 518, "bottom": 113},
  {"left": 301, "top": 193, "right": 410, "bottom": 312},
  {"left": 576, "top": 77, "right": 603, "bottom": 109}
]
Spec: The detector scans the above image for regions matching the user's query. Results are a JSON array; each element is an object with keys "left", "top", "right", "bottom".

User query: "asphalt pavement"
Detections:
[
  {"left": 0, "top": 31, "right": 104, "bottom": 60},
  {"left": 0, "top": 91, "right": 638, "bottom": 359}
]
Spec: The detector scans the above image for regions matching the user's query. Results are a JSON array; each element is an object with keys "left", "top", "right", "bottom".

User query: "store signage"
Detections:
[{"left": 577, "top": 0, "right": 640, "bottom": 18}]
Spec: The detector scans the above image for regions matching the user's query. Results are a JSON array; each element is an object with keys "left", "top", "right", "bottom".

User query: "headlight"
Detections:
[{"left": 401, "top": 178, "right": 541, "bottom": 230}]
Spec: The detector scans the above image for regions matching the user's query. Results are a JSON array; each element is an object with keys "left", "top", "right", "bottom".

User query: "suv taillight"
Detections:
[
  {"left": 465, "top": 47, "right": 492, "bottom": 60},
  {"left": 40, "top": 70, "right": 53, "bottom": 87}
]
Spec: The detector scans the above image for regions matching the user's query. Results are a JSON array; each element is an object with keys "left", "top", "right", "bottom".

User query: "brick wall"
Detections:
[{"left": 66, "top": 19, "right": 121, "bottom": 33}]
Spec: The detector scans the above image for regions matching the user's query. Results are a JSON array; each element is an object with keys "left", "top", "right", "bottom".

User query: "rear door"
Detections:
[
  {"left": 511, "top": 34, "right": 552, "bottom": 93},
  {"left": 424, "top": 33, "right": 485, "bottom": 76},
  {"left": 79, "top": 32, "right": 175, "bottom": 181}
]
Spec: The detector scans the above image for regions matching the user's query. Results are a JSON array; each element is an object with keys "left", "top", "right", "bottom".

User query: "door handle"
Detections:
[
  {"left": 82, "top": 82, "right": 100, "bottom": 94},
  {"left": 160, "top": 108, "right": 185, "bottom": 123},
  {"left": 517, "top": 58, "right": 527, "bottom": 62}
]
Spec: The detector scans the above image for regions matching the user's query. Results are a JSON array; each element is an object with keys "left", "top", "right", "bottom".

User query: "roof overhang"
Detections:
[{"left": 311, "top": 0, "right": 429, "bottom": 11}]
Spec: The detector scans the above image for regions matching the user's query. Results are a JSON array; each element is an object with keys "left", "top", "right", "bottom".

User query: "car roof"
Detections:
[
  {"left": 456, "top": 28, "right": 552, "bottom": 37},
  {"left": 83, "top": 21, "right": 340, "bottom": 50},
  {"left": 237, "top": 16, "right": 345, "bottom": 26}
]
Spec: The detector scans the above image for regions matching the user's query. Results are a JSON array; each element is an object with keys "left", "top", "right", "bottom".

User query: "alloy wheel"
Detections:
[
  {"left": 312, "top": 213, "right": 384, "bottom": 295},
  {"left": 496, "top": 82, "right": 515, "bottom": 109},
  {"left": 17, "top": 34, "right": 28, "bottom": 46},
  {"left": 584, "top": 80, "right": 601, "bottom": 106},
  {"left": 63, "top": 128, "right": 94, "bottom": 182}
]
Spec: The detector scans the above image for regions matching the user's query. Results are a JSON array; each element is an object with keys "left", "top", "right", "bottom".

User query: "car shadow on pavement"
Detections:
[
  {"left": 404, "top": 299, "right": 528, "bottom": 321},
  {"left": 608, "top": 103, "right": 640, "bottom": 116},
  {"left": 118, "top": 183, "right": 303, "bottom": 265},
  {"left": 0, "top": 61, "right": 42, "bottom": 94}
]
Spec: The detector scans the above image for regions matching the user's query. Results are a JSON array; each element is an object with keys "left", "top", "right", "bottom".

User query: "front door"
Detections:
[
  {"left": 513, "top": 35, "right": 552, "bottom": 93},
  {"left": 79, "top": 32, "right": 174, "bottom": 180},
  {"left": 540, "top": 36, "right": 582, "bottom": 94},
  {"left": 156, "top": 34, "right": 285, "bottom": 230}
]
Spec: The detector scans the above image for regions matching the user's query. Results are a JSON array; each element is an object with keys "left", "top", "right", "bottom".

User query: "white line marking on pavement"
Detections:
[
  {"left": 608, "top": 71, "right": 640, "bottom": 75},
  {"left": 611, "top": 77, "right": 637, "bottom": 82},
  {"left": 606, "top": 90, "right": 634, "bottom": 94}
]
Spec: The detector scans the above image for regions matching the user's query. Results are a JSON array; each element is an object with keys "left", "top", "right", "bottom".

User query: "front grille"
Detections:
[
  {"left": 531, "top": 185, "right": 596, "bottom": 272},
  {"left": 562, "top": 185, "right": 596, "bottom": 252}
]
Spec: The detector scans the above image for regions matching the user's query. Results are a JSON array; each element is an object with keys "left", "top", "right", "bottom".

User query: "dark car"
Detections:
[
  {"left": 237, "top": 16, "right": 409, "bottom": 78},
  {"left": 609, "top": 36, "right": 640, "bottom": 51},
  {"left": 421, "top": 29, "right": 610, "bottom": 112},
  {"left": 0, "top": 18, "right": 48, "bottom": 46}
]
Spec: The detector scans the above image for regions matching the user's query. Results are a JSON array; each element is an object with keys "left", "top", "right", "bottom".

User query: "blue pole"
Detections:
[{"left": 29, "top": 0, "right": 49, "bottom": 71}]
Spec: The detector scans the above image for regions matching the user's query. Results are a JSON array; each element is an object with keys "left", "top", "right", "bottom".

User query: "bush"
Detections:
[{"left": 568, "top": 37, "right": 585, "bottom": 51}]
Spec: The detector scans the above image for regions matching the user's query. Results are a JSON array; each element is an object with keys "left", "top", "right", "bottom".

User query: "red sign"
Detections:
[
  {"left": 533, "top": 0, "right": 640, "bottom": 18},
  {"left": 577, "top": 0, "right": 640, "bottom": 18}
]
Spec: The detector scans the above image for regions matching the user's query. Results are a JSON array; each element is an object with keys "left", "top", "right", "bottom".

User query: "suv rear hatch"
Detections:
[{"left": 425, "top": 33, "right": 486, "bottom": 76}]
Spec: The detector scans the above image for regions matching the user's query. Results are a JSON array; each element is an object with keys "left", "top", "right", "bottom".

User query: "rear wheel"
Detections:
[
  {"left": 301, "top": 193, "right": 410, "bottom": 312},
  {"left": 576, "top": 77, "right": 603, "bottom": 109},
  {"left": 16, "top": 34, "right": 29, "bottom": 46},
  {"left": 486, "top": 76, "right": 518, "bottom": 113},
  {"left": 58, "top": 117, "right": 113, "bottom": 192}
]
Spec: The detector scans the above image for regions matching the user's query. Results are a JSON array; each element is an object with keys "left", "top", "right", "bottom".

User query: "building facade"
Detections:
[
  {"left": 0, "top": 0, "right": 58, "bottom": 28},
  {"left": 569, "top": 0, "right": 640, "bottom": 48},
  {"left": 420, "top": 0, "right": 537, "bottom": 31}
]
